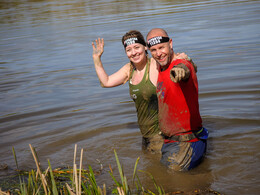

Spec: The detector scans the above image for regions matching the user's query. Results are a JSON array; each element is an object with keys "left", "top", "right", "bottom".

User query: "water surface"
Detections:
[{"left": 0, "top": 0, "right": 260, "bottom": 194}]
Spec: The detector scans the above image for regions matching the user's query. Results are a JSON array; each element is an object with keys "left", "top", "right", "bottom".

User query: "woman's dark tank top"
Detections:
[{"left": 129, "top": 59, "right": 160, "bottom": 138}]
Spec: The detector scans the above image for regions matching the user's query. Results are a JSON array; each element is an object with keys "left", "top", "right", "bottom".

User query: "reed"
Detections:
[{"left": 4, "top": 145, "right": 165, "bottom": 195}]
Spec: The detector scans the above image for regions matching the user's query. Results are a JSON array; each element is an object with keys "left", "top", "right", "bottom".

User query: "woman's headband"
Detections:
[{"left": 123, "top": 37, "right": 146, "bottom": 48}]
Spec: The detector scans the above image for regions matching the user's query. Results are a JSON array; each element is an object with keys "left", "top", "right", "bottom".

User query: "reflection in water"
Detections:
[{"left": 0, "top": 0, "right": 260, "bottom": 194}]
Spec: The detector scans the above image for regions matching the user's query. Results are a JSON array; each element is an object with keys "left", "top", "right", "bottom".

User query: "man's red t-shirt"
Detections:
[{"left": 157, "top": 59, "right": 202, "bottom": 137}]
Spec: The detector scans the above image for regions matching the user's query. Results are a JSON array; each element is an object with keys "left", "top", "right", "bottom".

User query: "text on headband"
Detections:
[
  {"left": 124, "top": 37, "right": 146, "bottom": 48},
  {"left": 147, "top": 36, "right": 170, "bottom": 48}
]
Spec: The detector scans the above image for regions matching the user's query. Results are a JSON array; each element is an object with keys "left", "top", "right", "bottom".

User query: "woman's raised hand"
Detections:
[
  {"left": 175, "top": 52, "right": 191, "bottom": 61},
  {"left": 176, "top": 52, "right": 197, "bottom": 73},
  {"left": 92, "top": 38, "right": 104, "bottom": 58}
]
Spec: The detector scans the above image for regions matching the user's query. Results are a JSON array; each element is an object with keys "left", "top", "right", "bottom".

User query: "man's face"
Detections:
[{"left": 149, "top": 40, "right": 173, "bottom": 68}]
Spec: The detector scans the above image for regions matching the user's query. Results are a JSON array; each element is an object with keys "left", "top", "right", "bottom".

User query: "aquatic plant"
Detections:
[
  {"left": 2, "top": 144, "right": 164, "bottom": 195},
  {"left": 0, "top": 145, "right": 222, "bottom": 195}
]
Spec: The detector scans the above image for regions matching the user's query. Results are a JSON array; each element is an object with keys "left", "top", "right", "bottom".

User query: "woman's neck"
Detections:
[{"left": 133, "top": 57, "right": 148, "bottom": 72}]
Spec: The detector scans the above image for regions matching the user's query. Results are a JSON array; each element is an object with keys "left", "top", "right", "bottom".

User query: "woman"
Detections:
[{"left": 92, "top": 30, "right": 193, "bottom": 153}]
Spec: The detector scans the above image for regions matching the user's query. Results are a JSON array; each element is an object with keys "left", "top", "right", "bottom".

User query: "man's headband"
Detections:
[
  {"left": 123, "top": 37, "right": 146, "bottom": 48},
  {"left": 147, "top": 36, "right": 170, "bottom": 48}
]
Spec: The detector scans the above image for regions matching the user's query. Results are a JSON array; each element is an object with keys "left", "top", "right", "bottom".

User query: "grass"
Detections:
[
  {"left": 0, "top": 145, "right": 222, "bottom": 195},
  {"left": 0, "top": 144, "right": 165, "bottom": 195}
]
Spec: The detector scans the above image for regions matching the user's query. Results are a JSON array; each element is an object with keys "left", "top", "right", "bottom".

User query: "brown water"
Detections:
[{"left": 0, "top": 0, "right": 260, "bottom": 194}]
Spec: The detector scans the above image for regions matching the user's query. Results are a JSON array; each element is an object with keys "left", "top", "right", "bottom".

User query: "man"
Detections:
[{"left": 146, "top": 28, "right": 208, "bottom": 171}]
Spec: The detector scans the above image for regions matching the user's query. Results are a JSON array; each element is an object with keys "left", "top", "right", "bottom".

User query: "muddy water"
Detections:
[{"left": 0, "top": 0, "right": 260, "bottom": 194}]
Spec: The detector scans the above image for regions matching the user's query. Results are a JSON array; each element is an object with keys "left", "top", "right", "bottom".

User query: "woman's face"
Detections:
[{"left": 125, "top": 43, "right": 147, "bottom": 65}]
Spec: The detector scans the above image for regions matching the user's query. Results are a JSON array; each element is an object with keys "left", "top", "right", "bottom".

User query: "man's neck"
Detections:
[
  {"left": 160, "top": 64, "right": 169, "bottom": 71},
  {"left": 160, "top": 52, "right": 175, "bottom": 71}
]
